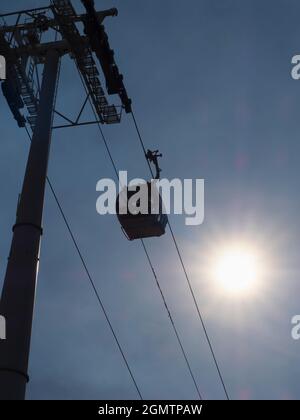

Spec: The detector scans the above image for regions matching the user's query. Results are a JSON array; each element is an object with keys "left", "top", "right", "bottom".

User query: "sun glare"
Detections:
[{"left": 212, "top": 245, "right": 262, "bottom": 295}]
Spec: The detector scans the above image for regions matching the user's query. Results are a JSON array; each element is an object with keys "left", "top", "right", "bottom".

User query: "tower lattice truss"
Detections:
[{"left": 0, "top": 0, "right": 132, "bottom": 131}]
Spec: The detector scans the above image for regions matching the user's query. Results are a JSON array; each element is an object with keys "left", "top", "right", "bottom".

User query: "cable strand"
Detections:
[
  {"left": 75, "top": 67, "right": 203, "bottom": 399},
  {"left": 131, "top": 110, "right": 230, "bottom": 401},
  {"left": 24, "top": 108, "right": 143, "bottom": 399},
  {"left": 141, "top": 240, "right": 203, "bottom": 400}
]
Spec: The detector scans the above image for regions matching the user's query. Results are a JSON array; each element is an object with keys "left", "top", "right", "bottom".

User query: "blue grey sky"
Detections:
[{"left": 1, "top": 0, "right": 300, "bottom": 400}]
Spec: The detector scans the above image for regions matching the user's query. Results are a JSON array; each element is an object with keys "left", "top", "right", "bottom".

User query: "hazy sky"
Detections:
[{"left": 1, "top": 0, "right": 300, "bottom": 400}]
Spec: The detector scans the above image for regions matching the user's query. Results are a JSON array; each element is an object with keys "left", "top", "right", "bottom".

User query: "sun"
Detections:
[{"left": 212, "top": 245, "right": 262, "bottom": 295}]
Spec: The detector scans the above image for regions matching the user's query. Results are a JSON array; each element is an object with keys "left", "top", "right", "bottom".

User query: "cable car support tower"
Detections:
[{"left": 0, "top": 0, "right": 132, "bottom": 400}]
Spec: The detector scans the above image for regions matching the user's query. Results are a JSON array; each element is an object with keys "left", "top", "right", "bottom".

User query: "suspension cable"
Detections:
[
  {"left": 75, "top": 67, "right": 203, "bottom": 399},
  {"left": 131, "top": 110, "right": 230, "bottom": 400},
  {"left": 46, "top": 174, "right": 143, "bottom": 400},
  {"left": 141, "top": 240, "right": 202, "bottom": 399},
  {"left": 24, "top": 122, "right": 143, "bottom": 399}
]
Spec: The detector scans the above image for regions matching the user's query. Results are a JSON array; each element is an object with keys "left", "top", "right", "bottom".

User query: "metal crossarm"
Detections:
[
  {"left": 0, "top": 0, "right": 127, "bottom": 128},
  {"left": 52, "top": 0, "right": 121, "bottom": 124},
  {"left": 0, "top": 18, "right": 41, "bottom": 130},
  {"left": 0, "top": 33, "right": 36, "bottom": 129}
]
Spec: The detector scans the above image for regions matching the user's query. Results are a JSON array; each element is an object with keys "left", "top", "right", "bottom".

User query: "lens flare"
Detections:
[{"left": 212, "top": 245, "right": 262, "bottom": 295}]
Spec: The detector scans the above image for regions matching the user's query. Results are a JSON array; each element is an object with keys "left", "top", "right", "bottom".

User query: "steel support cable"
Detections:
[
  {"left": 75, "top": 67, "right": 203, "bottom": 400},
  {"left": 75, "top": 67, "right": 120, "bottom": 179},
  {"left": 23, "top": 77, "right": 143, "bottom": 400},
  {"left": 31, "top": 73, "right": 143, "bottom": 400},
  {"left": 131, "top": 111, "right": 230, "bottom": 401},
  {"left": 141, "top": 240, "right": 202, "bottom": 400},
  {"left": 45, "top": 177, "right": 143, "bottom": 400}
]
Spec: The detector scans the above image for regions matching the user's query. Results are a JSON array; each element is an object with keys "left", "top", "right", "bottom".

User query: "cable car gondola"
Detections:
[{"left": 116, "top": 150, "right": 168, "bottom": 240}]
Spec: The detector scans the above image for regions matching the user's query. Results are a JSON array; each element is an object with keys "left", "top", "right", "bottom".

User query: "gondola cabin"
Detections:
[{"left": 116, "top": 181, "right": 168, "bottom": 241}]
